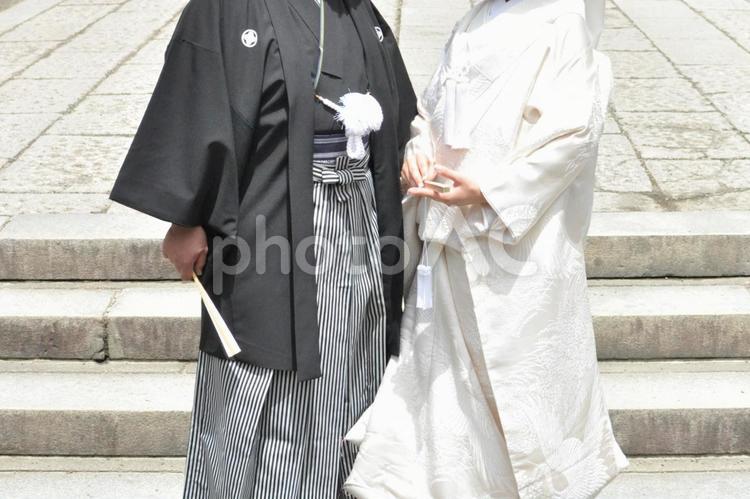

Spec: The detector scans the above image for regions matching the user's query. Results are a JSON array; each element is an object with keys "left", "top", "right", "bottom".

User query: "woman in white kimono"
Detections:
[{"left": 343, "top": 0, "right": 630, "bottom": 497}]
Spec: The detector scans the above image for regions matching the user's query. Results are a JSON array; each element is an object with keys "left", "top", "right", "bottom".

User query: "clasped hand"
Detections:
[{"left": 401, "top": 151, "right": 488, "bottom": 207}]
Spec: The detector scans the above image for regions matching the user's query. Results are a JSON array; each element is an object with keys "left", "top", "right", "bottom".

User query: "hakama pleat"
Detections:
[{"left": 183, "top": 138, "right": 387, "bottom": 499}]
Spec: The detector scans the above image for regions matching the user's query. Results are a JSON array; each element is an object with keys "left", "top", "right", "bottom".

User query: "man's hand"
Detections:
[
  {"left": 401, "top": 150, "right": 435, "bottom": 190},
  {"left": 407, "top": 165, "right": 488, "bottom": 207},
  {"left": 162, "top": 224, "right": 208, "bottom": 281}
]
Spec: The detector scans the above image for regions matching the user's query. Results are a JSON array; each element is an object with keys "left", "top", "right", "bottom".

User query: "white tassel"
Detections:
[
  {"left": 317, "top": 92, "right": 383, "bottom": 160},
  {"left": 416, "top": 264, "right": 433, "bottom": 310}
]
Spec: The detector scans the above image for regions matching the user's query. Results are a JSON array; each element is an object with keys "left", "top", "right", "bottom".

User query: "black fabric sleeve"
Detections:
[
  {"left": 370, "top": 4, "right": 418, "bottom": 165},
  {"left": 109, "top": 0, "right": 239, "bottom": 234}
]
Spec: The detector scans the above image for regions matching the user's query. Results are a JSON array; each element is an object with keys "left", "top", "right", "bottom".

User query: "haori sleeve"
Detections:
[
  {"left": 479, "top": 14, "right": 613, "bottom": 245},
  {"left": 371, "top": 3, "right": 418, "bottom": 164},
  {"left": 108, "top": 0, "right": 239, "bottom": 233}
]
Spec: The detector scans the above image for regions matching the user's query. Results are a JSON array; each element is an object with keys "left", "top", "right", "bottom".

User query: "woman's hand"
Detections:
[
  {"left": 162, "top": 224, "right": 209, "bottom": 280},
  {"left": 401, "top": 150, "right": 435, "bottom": 190},
  {"left": 407, "top": 165, "right": 488, "bottom": 207}
]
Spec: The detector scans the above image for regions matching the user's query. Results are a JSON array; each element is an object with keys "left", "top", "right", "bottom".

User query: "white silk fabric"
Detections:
[{"left": 343, "top": 0, "right": 629, "bottom": 497}]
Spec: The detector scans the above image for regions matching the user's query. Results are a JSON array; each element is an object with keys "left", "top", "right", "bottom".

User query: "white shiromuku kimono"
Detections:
[{"left": 343, "top": 0, "right": 630, "bottom": 497}]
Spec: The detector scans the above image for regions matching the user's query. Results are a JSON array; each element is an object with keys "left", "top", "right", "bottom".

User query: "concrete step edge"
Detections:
[
  {"left": 0, "top": 456, "right": 184, "bottom": 473},
  {"left": 0, "top": 359, "right": 748, "bottom": 456},
  {"left": 0, "top": 358, "right": 747, "bottom": 411},
  {"left": 2, "top": 279, "right": 749, "bottom": 361},
  {"left": 1, "top": 211, "right": 749, "bottom": 279},
  {"left": 0, "top": 454, "right": 747, "bottom": 473}
]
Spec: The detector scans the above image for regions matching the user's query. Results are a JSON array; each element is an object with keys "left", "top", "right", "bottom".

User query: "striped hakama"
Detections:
[{"left": 182, "top": 133, "right": 387, "bottom": 499}]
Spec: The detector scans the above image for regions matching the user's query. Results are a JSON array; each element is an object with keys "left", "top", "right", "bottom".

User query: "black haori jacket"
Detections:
[{"left": 109, "top": 0, "right": 417, "bottom": 380}]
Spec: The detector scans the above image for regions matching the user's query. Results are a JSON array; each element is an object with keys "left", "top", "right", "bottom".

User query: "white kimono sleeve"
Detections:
[
  {"left": 403, "top": 96, "right": 435, "bottom": 163},
  {"left": 479, "top": 15, "right": 609, "bottom": 245}
]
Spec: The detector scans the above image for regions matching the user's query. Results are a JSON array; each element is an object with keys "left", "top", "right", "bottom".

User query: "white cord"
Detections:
[{"left": 313, "top": 0, "right": 325, "bottom": 90}]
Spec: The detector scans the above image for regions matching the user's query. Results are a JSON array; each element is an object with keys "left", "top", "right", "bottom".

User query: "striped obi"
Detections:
[{"left": 313, "top": 133, "right": 371, "bottom": 201}]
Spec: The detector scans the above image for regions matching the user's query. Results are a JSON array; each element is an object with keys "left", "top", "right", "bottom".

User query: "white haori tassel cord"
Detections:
[{"left": 316, "top": 93, "right": 383, "bottom": 160}]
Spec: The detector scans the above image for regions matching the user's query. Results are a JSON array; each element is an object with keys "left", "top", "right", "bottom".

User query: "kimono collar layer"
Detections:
[{"left": 441, "top": 0, "right": 597, "bottom": 150}]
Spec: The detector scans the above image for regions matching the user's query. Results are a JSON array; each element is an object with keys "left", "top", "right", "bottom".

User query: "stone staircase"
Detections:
[{"left": 1, "top": 210, "right": 749, "bottom": 498}]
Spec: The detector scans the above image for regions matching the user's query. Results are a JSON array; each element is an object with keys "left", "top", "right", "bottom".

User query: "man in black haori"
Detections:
[{"left": 109, "top": 0, "right": 416, "bottom": 496}]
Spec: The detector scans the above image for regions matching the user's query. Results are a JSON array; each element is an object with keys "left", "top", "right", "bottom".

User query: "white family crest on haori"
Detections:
[
  {"left": 316, "top": 92, "right": 383, "bottom": 160},
  {"left": 374, "top": 26, "right": 384, "bottom": 42},
  {"left": 343, "top": 0, "right": 629, "bottom": 498},
  {"left": 241, "top": 28, "right": 258, "bottom": 48}
]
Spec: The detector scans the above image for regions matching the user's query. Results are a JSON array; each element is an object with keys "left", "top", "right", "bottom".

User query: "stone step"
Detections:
[
  {"left": 0, "top": 456, "right": 184, "bottom": 499},
  {"left": 589, "top": 278, "right": 750, "bottom": 360},
  {"left": 598, "top": 455, "right": 750, "bottom": 499},
  {"left": 1, "top": 211, "right": 749, "bottom": 280},
  {"left": 0, "top": 455, "right": 747, "bottom": 498},
  {"left": 1, "top": 278, "right": 749, "bottom": 361},
  {"left": 600, "top": 359, "right": 750, "bottom": 456},
  {"left": 0, "top": 359, "right": 748, "bottom": 457},
  {"left": 0, "top": 213, "right": 174, "bottom": 281}
]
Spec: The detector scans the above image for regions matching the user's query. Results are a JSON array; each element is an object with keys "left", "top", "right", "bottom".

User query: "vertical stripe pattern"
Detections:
[
  {"left": 182, "top": 135, "right": 387, "bottom": 499},
  {"left": 182, "top": 351, "right": 274, "bottom": 498}
]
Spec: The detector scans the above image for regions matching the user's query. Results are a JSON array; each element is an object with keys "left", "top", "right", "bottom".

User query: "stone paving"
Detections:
[{"left": 0, "top": 0, "right": 749, "bottom": 218}]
